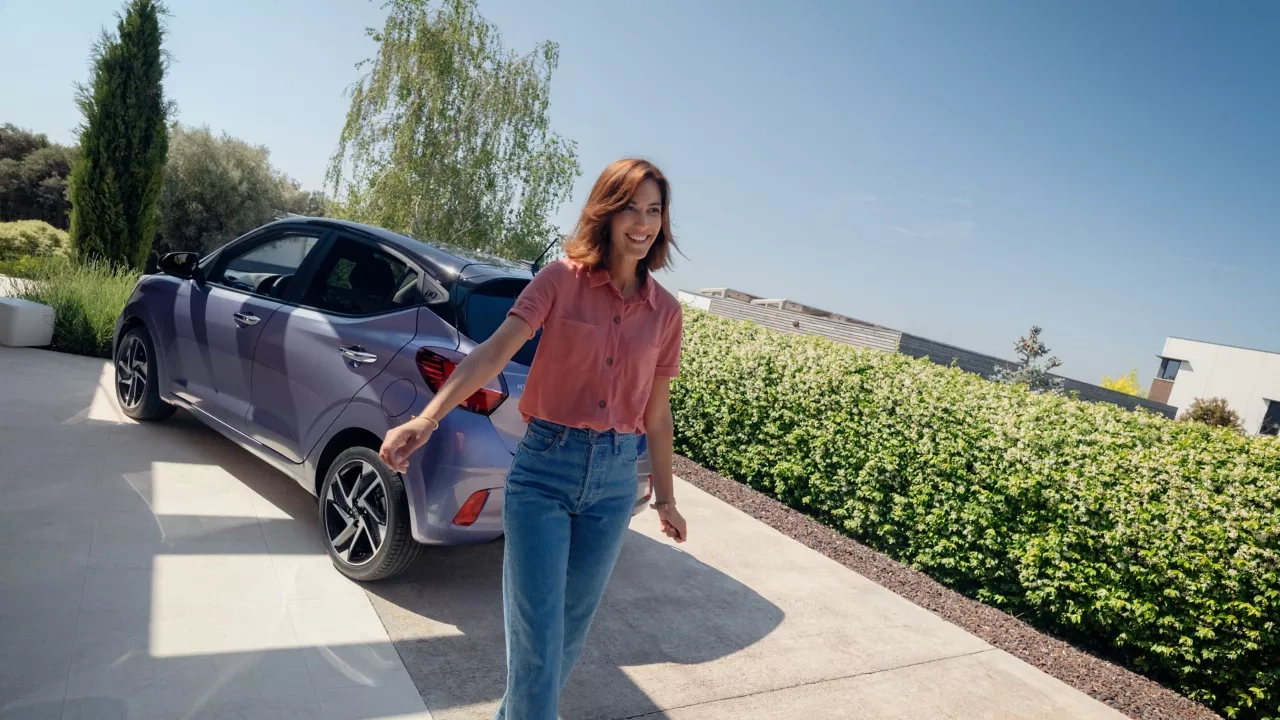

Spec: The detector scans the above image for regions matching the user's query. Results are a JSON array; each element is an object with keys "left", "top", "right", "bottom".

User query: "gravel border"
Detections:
[{"left": 673, "top": 455, "right": 1221, "bottom": 720}]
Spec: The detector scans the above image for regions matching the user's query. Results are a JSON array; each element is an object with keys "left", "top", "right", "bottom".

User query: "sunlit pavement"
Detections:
[
  {"left": 1, "top": 345, "right": 1126, "bottom": 719},
  {"left": 0, "top": 346, "right": 429, "bottom": 719}
]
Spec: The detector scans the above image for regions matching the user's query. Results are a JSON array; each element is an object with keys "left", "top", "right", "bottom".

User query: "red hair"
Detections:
[{"left": 563, "top": 158, "right": 676, "bottom": 278}]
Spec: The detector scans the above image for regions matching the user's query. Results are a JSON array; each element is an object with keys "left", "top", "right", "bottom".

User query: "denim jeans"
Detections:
[{"left": 493, "top": 418, "right": 640, "bottom": 720}]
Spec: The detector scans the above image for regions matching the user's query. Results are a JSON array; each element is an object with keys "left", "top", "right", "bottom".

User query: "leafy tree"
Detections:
[
  {"left": 992, "top": 325, "right": 1064, "bottom": 393},
  {"left": 68, "top": 0, "right": 170, "bottom": 270},
  {"left": 279, "top": 181, "right": 330, "bottom": 219},
  {"left": 0, "top": 124, "right": 77, "bottom": 229},
  {"left": 0, "top": 125, "right": 50, "bottom": 162},
  {"left": 1100, "top": 368, "right": 1146, "bottom": 397},
  {"left": 327, "top": 0, "right": 580, "bottom": 261},
  {"left": 1179, "top": 397, "right": 1243, "bottom": 432},
  {"left": 156, "top": 124, "right": 327, "bottom": 256}
]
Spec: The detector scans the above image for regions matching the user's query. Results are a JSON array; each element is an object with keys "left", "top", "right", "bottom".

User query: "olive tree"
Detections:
[{"left": 156, "top": 124, "right": 327, "bottom": 255}]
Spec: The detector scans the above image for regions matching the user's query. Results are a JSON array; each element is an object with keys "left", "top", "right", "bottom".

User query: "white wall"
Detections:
[
  {"left": 677, "top": 290, "right": 712, "bottom": 311},
  {"left": 1162, "top": 337, "right": 1280, "bottom": 434}
]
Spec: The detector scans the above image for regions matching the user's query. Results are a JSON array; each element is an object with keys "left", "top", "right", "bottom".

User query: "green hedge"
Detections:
[
  {"left": 16, "top": 259, "right": 140, "bottom": 358},
  {"left": 671, "top": 308, "right": 1280, "bottom": 720}
]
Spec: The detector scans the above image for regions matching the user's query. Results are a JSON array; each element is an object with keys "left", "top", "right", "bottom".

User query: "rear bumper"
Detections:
[{"left": 409, "top": 453, "right": 653, "bottom": 546}]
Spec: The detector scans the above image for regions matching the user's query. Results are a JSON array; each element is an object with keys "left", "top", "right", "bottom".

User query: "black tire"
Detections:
[
  {"left": 114, "top": 326, "right": 175, "bottom": 422},
  {"left": 319, "top": 446, "right": 423, "bottom": 581}
]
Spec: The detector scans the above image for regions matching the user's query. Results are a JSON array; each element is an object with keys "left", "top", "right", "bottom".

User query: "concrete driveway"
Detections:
[
  {"left": 1, "top": 346, "right": 429, "bottom": 720},
  {"left": 0, "top": 345, "right": 1126, "bottom": 720}
]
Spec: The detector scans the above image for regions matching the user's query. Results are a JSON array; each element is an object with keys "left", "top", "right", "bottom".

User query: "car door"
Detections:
[
  {"left": 172, "top": 228, "right": 326, "bottom": 432},
  {"left": 246, "top": 233, "right": 423, "bottom": 463}
]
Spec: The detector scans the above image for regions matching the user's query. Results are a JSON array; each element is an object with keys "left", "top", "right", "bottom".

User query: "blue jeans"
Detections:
[{"left": 493, "top": 418, "right": 640, "bottom": 720}]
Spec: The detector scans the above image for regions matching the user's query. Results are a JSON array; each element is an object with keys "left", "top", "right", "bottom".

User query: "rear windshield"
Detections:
[{"left": 458, "top": 278, "right": 540, "bottom": 366}]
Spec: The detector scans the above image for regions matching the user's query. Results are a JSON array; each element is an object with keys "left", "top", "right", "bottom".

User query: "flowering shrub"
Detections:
[
  {"left": 1181, "top": 396, "right": 1245, "bottom": 432},
  {"left": 671, "top": 307, "right": 1280, "bottom": 719}
]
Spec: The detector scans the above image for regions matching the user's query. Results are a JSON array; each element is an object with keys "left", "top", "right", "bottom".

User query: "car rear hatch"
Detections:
[
  {"left": 487, "top": 358, "right": 532, "bottom": 455},
  {"left": 451, "top": 267, "right": 540, "bottom": 455}
]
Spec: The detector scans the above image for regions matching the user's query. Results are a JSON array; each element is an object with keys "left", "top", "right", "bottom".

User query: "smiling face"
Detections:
[
  {"left": 563, "top": 158, "right": 678, "bottom": 276},
  {"left": 607, "top": 177, "right": 664, "bottom": 268}
]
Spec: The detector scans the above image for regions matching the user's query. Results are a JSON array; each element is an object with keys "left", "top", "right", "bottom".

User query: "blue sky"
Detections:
[{"left": 3, "top": 0, "right": 1277, "bottom": 386}]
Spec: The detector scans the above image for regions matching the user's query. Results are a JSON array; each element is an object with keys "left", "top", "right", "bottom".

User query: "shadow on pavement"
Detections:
[{"left": 367, "top": 529, "right": 785, "bottom": 720}]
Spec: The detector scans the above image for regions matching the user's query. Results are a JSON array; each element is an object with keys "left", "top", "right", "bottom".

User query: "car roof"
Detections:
[{"left": 268, "top": 216, "right": 534, "bottom": 284}]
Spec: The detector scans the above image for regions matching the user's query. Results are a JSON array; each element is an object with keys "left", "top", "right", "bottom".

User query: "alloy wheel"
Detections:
[
  {"left": 323, "top": 459, "right": 389, "bottom": 566},
  {"left": 116, "top": 335, "right": 148, "bottom": 409}
]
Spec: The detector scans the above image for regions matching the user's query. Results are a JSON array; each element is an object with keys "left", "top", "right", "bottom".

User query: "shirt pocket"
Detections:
[
  {"left": 621, "top": 329, "right": 661, "bottom": 390},
  {"left": 550, "top": 316, "right": 602, "bottom": 375}
]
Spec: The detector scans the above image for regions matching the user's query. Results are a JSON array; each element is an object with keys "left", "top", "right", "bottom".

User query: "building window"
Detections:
[
  {"left": 1261, "top": 401, "right": 1280, "bottom": 437},
  {"left": 1157, "top": 357, "right": 1182, "bottom": 381}
]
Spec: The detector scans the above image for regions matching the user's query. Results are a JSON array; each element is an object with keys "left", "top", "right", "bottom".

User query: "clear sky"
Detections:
[{"left": 3, "top": 0, "right": 1277, "bottom": 387}]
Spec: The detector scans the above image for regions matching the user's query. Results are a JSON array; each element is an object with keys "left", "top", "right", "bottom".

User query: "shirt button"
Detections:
[
  {"left": 598, "top": 400, "right": 607, "bottom": 409},
  {"left": 605, "top": 357, "right": 614, "bottom": 366},
  {"left": 613, "top": 315, "right": 621, "bottom": 324}
]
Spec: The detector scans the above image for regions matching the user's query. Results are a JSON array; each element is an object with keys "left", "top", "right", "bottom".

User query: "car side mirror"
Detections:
[{"left": 158, "top": 252, "right": 203, "bottom": 282}]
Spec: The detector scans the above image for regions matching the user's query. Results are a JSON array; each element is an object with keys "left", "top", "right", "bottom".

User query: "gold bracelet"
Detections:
[
  {"left": 410, "top": 414, "right": 440, "bottom": 431},
  {"left": 650, "top": 499, "right": 676, "bottom": 510}
]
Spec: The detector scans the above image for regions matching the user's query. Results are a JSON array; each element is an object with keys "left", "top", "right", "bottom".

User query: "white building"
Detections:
[{"left": 1148, "top": 337, "right": 1280, "bottom": 436}]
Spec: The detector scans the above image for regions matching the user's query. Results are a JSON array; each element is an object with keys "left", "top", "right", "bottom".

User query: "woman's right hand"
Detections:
[{"left": 379, "top": 418, "right": 435, "bottom": 473}]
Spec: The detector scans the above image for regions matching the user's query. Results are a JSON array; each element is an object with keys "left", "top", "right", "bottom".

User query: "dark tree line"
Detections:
[{"left": 0, "top": 125, "right": 77, "bottom": 230}]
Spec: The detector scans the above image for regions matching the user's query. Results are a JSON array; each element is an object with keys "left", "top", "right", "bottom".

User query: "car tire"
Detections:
[
  {"left": 114, "top": 326, "right": 175, "bottom": 422},
  {"left": 319, "top": 446, "right": 423, "bottom": 581}
]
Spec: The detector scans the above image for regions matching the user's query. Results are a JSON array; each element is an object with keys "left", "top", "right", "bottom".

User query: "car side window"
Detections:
[
  {"left": 300, "top": 236, "right": 422, "bottom": 316},
  {"left": 208, "top": 232, "right": 322, "bottom": 299}
]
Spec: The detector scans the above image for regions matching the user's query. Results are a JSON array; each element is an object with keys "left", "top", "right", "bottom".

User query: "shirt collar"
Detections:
[{"left": 585, "top": 265, "right": 657, "bottom": 308}]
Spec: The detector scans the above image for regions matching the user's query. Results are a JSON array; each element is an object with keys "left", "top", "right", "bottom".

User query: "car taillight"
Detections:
[
  {"left": 452, "top": 489, "right": 490, "bottom": 526},
  {"left": 415, "top": 348, "right": 507, "bottom": 415},
  {"left": 643, "top": 474, "right": 653, "bottom": 502}
]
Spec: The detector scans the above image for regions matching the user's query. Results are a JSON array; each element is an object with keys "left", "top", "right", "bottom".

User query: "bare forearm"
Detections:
[
  {"left": 416, "top": 345, "right": 504, "bottom": 424},
  {"left": 639, "top": 379, "right": 686, "bottom": 543},
  {"left": 410, "top": 317, "right": 531, "bottom": 429},
  {"left": 646, "top": 403, "right": 676, "bottom": 503}
]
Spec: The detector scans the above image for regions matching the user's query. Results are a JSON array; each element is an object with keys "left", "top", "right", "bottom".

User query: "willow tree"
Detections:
[{"left": 327, "top": 0, "right": 580, "bottom": 261}]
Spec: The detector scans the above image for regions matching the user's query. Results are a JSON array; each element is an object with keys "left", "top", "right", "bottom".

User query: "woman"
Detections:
[{"left": 379, "top": 158, "right": 687, "bottom": 720}]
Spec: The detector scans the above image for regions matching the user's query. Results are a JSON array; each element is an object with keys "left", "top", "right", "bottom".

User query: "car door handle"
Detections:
[
  {"left": 233, "top": 312, "right": 260, "bottom": 327},
  {"left": 339, "top": 346, "right": 378, "bottom": 364}
]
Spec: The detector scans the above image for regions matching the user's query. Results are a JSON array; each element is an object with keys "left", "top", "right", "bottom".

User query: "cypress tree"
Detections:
[{"left": 68, "top": 0, "right": 170, "bottom": 269}]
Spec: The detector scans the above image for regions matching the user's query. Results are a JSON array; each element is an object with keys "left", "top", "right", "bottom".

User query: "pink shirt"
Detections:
[{"left": 507, "top": 259, "right": 683, "bottom": 434}]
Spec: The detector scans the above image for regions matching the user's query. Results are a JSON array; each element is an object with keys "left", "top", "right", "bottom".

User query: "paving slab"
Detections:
[{"left": 643, "top": 648, "right": 1125, "bottom": 720}]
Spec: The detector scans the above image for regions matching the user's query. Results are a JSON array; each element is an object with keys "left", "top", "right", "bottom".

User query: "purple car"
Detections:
[{"left": 112, "top": 217, "right": 653, "bottom": 581}]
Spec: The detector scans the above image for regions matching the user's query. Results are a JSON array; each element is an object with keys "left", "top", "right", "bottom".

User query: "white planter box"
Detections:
[{"left": 0, "top": 298, "right": 55, "bottom": 347}]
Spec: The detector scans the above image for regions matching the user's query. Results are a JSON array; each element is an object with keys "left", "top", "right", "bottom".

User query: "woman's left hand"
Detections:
[{"left": 656, "top": 505, "right": 687, "bottom": 544}]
